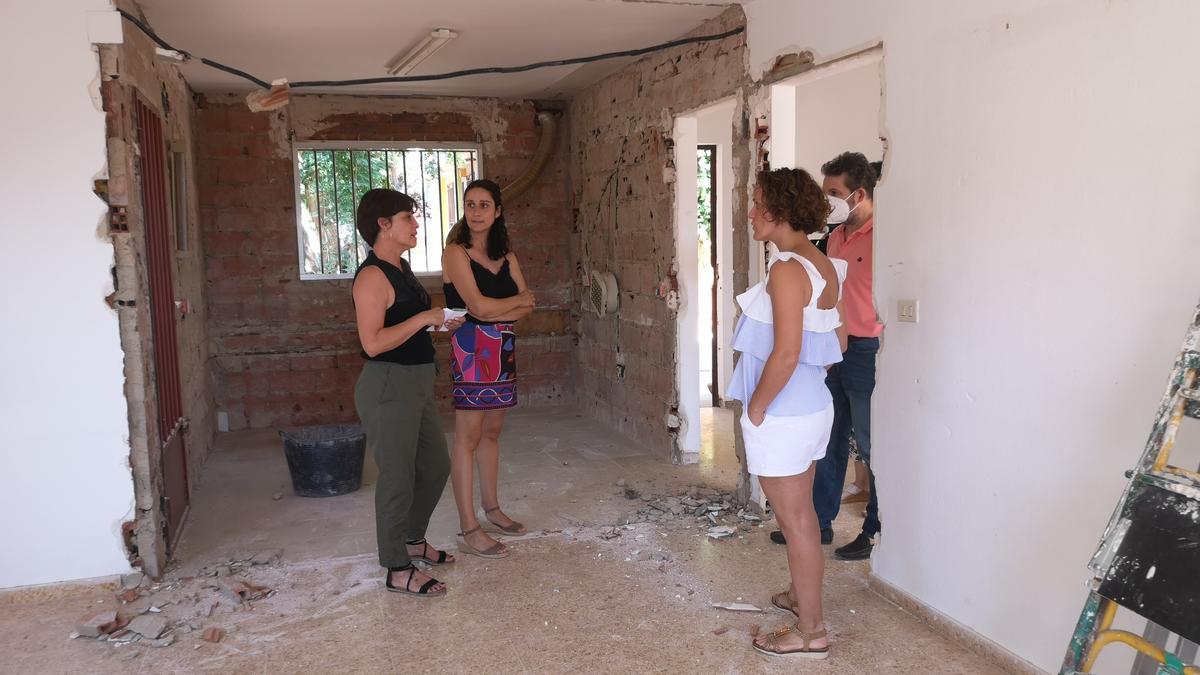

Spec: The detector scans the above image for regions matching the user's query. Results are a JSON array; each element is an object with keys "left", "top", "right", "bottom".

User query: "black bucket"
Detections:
[{"left": 279, "top": 424, "right": 366, "bottom": 498}]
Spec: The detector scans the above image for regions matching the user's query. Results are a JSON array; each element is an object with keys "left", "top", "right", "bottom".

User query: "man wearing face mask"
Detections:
[
  {"left": 768, "top": 155, "right": 879, "bottom": 548},
  {"left": 810, "top": 151, "right": 883, "bottom": 561}
]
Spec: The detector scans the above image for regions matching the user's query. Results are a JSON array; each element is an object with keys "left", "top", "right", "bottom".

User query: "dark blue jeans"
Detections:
[{"left": 814, "top": 337, "right": 880, "bottom": 537}]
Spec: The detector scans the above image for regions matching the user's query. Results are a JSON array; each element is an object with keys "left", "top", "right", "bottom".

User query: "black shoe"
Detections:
[
  {"left": 770, "top": 528, "right": 834, "bottom": 545},
  {"left": 834, "top": 533, "right": 874, "bottom": 560}
]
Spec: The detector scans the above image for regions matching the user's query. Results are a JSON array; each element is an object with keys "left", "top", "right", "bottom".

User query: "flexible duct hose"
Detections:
[{"left": 446, "top": 110, "right": 558, "bottom": 245}]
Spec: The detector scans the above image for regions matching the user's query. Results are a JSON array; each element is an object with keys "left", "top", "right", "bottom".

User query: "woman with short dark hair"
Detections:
[{"left": 352, "top": 188, "right": 464, "bottom": 596}]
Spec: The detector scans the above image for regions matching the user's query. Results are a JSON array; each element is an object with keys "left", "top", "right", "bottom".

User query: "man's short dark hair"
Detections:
[{"left": 821, "top": 151, "right": 877, "bottom": 199}]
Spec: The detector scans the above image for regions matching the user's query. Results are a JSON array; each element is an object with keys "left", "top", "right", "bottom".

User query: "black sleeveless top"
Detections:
[
  {"left": 354, "top": 251, "right": 435, "bottom": 364},
  {"left": 443, "top": 255, "right": 520, "bottom": 325}
]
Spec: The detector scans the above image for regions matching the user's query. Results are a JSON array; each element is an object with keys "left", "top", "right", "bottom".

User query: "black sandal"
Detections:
[
  {"left": 407, "top": 538, "right": 454, "bottom": 565},
  {"left": 385, "top": 564, "right": 446, "bottom": 597}
]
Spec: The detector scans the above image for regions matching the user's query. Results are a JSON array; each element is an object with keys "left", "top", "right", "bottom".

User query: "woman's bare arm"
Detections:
[
  {"left": 472, "top": 252, "right": 535, "bottom": 322},
  {"left": 353, "top": 267, "right": 443, "bottom": 356},
  {"left": 442, "top": 244, "right": 532, "bottom": 317}
]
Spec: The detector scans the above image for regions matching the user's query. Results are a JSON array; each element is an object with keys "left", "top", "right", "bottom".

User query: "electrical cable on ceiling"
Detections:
[
  {"left": 116, "top": 10, "right": 271, "bottom": 88},
  {"left": 115, "top": 10, "right": 743, "bottom": 90}
]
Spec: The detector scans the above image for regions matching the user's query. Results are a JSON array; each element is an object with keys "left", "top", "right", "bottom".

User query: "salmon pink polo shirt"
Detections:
[{"left": 826, "top": 218, "right": 882, "bottom": 339}]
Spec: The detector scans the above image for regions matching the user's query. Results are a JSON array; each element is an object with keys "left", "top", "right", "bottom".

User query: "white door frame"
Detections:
[{"left": 673, "top": 115, "right": 701, "bottom": 461}]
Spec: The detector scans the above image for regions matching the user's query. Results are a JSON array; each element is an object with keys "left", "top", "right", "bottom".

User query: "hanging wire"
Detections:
[{"left": 114, "top": 10, "right": 743, "bottom": 91}]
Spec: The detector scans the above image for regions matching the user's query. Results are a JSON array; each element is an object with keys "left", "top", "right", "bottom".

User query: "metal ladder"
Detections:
[{"left": 1062, "top": 301, "right": 1200, "bottom": 674}]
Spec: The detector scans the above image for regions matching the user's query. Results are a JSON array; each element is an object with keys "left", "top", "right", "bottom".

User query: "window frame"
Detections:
[
  {"left": 168, "top": 141, "right": 190, "bottom": 255},
  {"left": 291, "top": 140, "right": 483, "bottom": 282}
]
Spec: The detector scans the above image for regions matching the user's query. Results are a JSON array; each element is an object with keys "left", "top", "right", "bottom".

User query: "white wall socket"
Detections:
[{"left": 897, "top": 299, "right": 919, "bottom": 323}]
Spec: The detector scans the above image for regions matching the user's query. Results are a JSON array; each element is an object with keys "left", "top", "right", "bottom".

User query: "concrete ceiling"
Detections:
[{"left": 136, "top": 0, "right": 737, "bottom": 99}]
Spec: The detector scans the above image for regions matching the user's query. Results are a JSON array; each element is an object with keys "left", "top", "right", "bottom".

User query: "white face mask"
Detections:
[{"left": 826, "top": 190, "right": 861, "bottom": 224}]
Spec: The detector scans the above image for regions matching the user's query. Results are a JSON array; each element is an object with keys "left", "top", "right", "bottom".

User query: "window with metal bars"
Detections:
[{"left": 293, "top": 142, "right": 480, "bottom": 279}]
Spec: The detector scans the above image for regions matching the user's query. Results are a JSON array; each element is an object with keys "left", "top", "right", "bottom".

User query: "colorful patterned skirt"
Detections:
[{"left": 450, "top": 321, "right": 517, "bottom": 411}]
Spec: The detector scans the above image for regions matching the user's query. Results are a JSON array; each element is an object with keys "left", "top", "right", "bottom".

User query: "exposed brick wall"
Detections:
[
  {"left": 98, "top": 0, "right": 215, "bottom": 576},
  {"left": 197, "top": 94, "right": 573, "bottom": 431},
  {"left": 568, "top": 7, "right": 752, "bottom": 458}
]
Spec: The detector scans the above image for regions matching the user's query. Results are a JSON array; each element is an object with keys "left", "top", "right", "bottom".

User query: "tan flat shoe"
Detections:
[
  {"left": 770, "top": 590, "right": 798, "bottom": 616},
  {"left": 483, "top": 506, "right": 527, "bottom": 536},
  {"left": 753, "top": 623, "right": 830, "bottom": 659},
  {"left": 457, "top": 526, "right": 510, "bottom": 559}
]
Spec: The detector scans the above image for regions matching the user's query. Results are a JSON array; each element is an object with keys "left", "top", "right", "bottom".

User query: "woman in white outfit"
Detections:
[{"left": 727, "top": 168, "right": 846, "bottom": 659}]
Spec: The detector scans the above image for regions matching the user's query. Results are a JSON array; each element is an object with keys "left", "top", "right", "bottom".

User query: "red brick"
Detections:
[
  {"left": 205, "top": 231, "right": 254, "bottom": 257},
  {"left": 225, "top": 107, "right": 273, "bottom": 132},
  {"left": 76, "top": 610, "right": 121, "bottom": 637},
  {"left": 288, "top": 354, "right": 336, "bottom": 371},
  {"left": 216, "top": 157, "right": 260, "bottom": 185}
]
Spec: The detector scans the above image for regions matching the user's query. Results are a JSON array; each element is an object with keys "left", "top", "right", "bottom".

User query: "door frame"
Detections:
[
  {"left": 134, "top": 95, "right": 190, "bottom": 553},
  {"left": 698, "top": 143, "right": 720, "bottom": 406}
]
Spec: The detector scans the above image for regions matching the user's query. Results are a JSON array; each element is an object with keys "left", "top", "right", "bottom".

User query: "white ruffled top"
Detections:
[{"left": 725, "top": 252, "right": 847, "bottom": 417}]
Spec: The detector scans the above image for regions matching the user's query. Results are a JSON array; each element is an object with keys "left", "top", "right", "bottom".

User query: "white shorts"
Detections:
[{"left": 741, "top": 404, "right": 834, "bottom": 477}]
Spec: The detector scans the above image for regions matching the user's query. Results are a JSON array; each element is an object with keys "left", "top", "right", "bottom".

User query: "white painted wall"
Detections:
[
  {"left": 674, "top": 115, "right": 702, "bottom": 459},
  {"left": 697, "top": 100, "right": 737, "bottom": 399},
  {"left": 791, "top": 56, "right": 883, "bottom": 180},
  {"left": 745, "top": 1, "right": 1200, "bottom": 671},
  {"left": 0, "top": 1, "right": 134, "bottom": 588}
]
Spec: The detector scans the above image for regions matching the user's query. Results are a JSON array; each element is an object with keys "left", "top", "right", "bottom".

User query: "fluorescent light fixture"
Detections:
[{"left": 385, "top": 28, "right": 458, "bottom": 76}]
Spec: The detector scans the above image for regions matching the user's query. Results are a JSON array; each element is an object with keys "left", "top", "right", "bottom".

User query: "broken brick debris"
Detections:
[
  {"left": 711, "top": 602, "right": 764, "bottom": 613},
  {"left": 250, "top": 549, "right": 282, "bottom": 566},
  {"left": 218, "top": 578, "right": 271, "bottom": 604},
  {"left": 126, "top": 614, "right": 169, "bottom": 639},
  {"left": 202, "top": 627, "right": 226, "bottom": 643},
  {"left": 76, "top": 610, "right": 122, "bottom": 638},
  {"left": 143, "top": 635, "right": 175, "bottom": 648}
]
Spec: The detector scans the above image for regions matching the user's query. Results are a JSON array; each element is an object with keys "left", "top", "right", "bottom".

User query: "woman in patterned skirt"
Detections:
[{"left": 442, "top": 179, "right": 535, "bottom": 559}]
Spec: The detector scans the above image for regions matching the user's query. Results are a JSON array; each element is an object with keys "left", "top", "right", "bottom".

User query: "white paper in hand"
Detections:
[{"left": 428, "top": 308, "right": 468, "bottom": 331}]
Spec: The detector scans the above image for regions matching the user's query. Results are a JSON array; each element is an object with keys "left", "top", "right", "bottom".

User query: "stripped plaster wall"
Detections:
[
  {"left": 744, "top": 0, "right": 1200, "bottom": 670},
  {"left": 96, "top": 0, "right": 215, "bottom": 578},
  {"left": 198, "top": 94, "right": 573, "bottom": 430},
  {"left": 568, "top": 7, "right": 752, "bottom": 460},
  {"left": 0, "top": 0, "right": 135, "bottom": 588}
]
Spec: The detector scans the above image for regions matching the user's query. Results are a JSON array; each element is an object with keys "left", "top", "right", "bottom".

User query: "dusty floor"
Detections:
[{"left": 1, "top": 407, "right": 1005, "bottom": 674}]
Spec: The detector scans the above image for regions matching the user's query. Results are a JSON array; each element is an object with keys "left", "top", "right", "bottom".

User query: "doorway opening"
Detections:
[
  {"left": 135, "top": 97, "right": 191, "bottom": 553},
  {"left": 697, "top": 144, "right": 717, "bottom": 408},
  {"left": 747, "top": 48, "right": 886, "bottom": 509},
  {"left": 674, "top": 98, "right": 737, "bottom": 465}
]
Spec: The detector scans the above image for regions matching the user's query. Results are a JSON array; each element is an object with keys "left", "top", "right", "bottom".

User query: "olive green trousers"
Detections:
[{"left": 354, "top": 361, "right": 449, "bottom": 568}]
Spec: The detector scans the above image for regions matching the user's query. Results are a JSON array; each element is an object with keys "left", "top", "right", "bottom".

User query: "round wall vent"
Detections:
[{"left": 589, "top": 270, "right": 619, "bottom": 317}]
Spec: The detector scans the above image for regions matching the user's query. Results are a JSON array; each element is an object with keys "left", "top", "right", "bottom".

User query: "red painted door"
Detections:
[{"left": 135, "top": 98, "right": 189, "bottom": 551}]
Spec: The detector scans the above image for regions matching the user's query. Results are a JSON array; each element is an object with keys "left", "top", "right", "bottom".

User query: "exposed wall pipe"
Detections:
[
  {"left": 446, "top": 110, "right": 559, "bottom": 245},
  {"left": 504, "top": 110, "right": 558, "bottom": 202}
]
